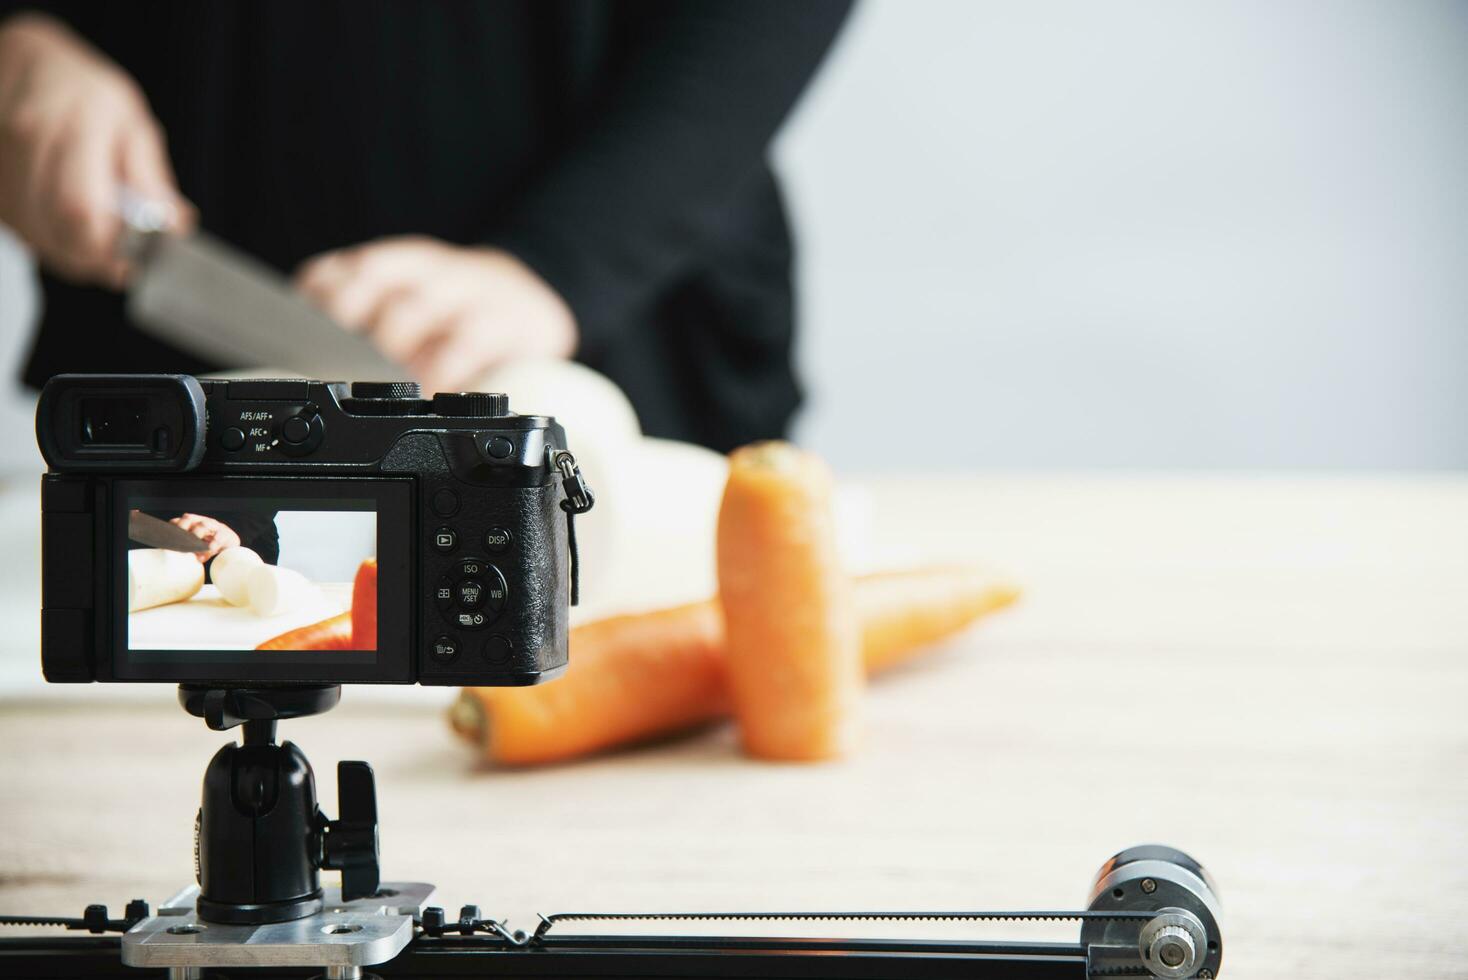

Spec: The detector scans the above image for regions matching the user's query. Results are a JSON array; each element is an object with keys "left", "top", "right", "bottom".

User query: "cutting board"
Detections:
[{"left": 128, "top": 583, "right": 354, "bottom": 650}]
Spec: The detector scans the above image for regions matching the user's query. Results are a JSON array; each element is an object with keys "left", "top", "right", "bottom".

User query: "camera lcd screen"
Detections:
[{"left": 114, "top": 479, "right": 412, "bottom": 682}]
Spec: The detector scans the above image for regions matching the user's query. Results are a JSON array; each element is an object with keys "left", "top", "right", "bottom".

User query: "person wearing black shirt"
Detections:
[
  {"left": 0, "top": 2, "right": 852, "bottom": 452},
  {"left": 131, "top": 509, "right": 280, "bottom": 584}
]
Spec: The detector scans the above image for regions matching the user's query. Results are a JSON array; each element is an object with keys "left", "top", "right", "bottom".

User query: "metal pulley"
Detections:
[{"left": 1082, "top": 844, "right": 1224, "bottom": 978}]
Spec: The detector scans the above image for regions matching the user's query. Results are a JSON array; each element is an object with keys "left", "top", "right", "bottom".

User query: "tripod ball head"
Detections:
[{"left": 188, "top": 686, "right": 381, "bottom": 925}]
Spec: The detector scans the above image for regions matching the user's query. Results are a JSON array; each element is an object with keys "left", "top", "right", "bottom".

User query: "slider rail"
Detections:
[
  {"left": 0, "top": 909, "right": 1161, "bottom": 978},
  {"left": 0, "top": 934, "right": 1113, "bottom": 979}
]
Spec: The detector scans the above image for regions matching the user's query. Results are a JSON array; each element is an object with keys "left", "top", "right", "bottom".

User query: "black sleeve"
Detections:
[
  {"left": 488, "top": 0, "right": 853, "bottom": 359},
  {"left": 0, "top": 4, "right": 102, "bottom": 34},
  {"left": 134, "top": 510, "right": 279, "bottom": 566},
  {"left": 0, "top": 3, "right": 58, "bottom": 20},
  {"left": 204, "top": 511, "right": 279, "bottom": 564}
]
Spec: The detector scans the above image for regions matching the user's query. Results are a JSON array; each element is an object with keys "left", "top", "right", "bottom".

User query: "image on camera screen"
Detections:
[{"left": 125, "top": 504, "right": 377, "bottom": 653}]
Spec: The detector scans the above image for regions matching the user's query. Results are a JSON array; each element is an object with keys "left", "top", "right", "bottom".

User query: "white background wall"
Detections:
[
  {"left": 1, "top": 0, "right": 1465, "bottom": 472},
  {"left": 275, "top": 510, "right": 375, "bottom": 583},
  {"left": 778, "top": 0, "right": 1468, "bottom": 469},
  {"left": 0, "top": 229, "right": 40, "bottom": 472}
]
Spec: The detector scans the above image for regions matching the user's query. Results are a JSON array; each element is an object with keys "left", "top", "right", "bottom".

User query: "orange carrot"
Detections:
[
  {"left": 857, "top": 567, "right": 1020, "bottom": 673},
  {"left": 256, "top": 611, "right": 354, "bottom": 650},
  {"left": 352, "top": 558, "right": 378, "bottom": 650},
  {"left": 451, "top": 568, "right": 1019, "bottom": 765},
  {"left": 451, "top": 601, "right": 726, "bottom": 765},
  {"left": 715, "top": 442, "right": 860, "bottom": 761}
]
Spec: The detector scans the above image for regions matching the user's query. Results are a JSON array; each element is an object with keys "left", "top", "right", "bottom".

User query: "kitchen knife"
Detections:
[
  {"left": 128, "top": 510, "right": 210, "bottom": 553},
  {"left": 123, "top": 223, "right": 407, "bottom": 381}
]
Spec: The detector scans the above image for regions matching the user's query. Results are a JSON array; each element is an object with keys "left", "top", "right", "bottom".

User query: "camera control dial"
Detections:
[
  {"left": 431, "top": 392, "right": 510, "bottom": 418},
  {"left": 350, "top": 381, "right": 423, "bottom": 400},
  {"left": 435, "top": 557, "right": 508, "bottom": 630},
  {"left": 341, "top": 381, "right": 430, "bottom": 416}
]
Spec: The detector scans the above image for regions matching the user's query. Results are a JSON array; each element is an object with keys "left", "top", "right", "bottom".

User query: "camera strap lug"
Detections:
[{"left": 552, "top": 451, "right": 594, "bottom": 606}]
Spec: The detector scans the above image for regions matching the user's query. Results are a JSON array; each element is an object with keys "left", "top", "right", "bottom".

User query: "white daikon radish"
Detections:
[
  {"left": 209, "top": 546, "right": 263, "bottom": 606},
  {"left": 246, "top": 565, "right": 312, "bottom": 617},
  {"left": 128, "top": 548, "right": 205, "bottom": 612},
  {"left": 476, "top": 358, "right": 641, "bottom": 449}
]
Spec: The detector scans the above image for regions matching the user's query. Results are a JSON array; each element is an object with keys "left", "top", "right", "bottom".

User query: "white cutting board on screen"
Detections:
[{"left": 128, "top": 583, "right": 355, "bottom": 651}]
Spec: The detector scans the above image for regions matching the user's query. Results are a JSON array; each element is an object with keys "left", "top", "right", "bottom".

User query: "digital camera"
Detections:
[{"left": 36, "top": 374, "right": 591, "bottom": 687}]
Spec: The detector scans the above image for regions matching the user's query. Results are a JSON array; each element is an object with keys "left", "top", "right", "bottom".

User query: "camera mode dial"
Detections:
[{"left": 431, "top": 392, "right": 510, "bottom": 418}]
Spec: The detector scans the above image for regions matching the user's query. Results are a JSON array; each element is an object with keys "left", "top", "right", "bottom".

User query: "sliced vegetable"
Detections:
[{"left": 254, "top": 557, "right": 378, "bottom": 651}]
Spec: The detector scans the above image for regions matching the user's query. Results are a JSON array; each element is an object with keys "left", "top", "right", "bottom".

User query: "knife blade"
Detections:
[
  {"left": 128, "top": 510, "right": 210, "bottom": 553},
  {"left": 124, "top": 226, "right": 407, "bottom": 381}
]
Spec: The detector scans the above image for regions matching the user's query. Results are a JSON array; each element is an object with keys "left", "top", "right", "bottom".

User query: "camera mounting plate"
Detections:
[
  {"left": 121, "top": 882, "right": 434, "bottom": 972},
  {"left": 179, "top": 684, "right": 340, "bottom": 732}
]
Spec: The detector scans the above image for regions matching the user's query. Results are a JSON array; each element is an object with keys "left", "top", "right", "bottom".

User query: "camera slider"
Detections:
[
  {"left": 116, "top": 686, "right": 432, "bottom": 976},
  {"left": 5, "top": 844, "right": 1224, "bottom": 979}
]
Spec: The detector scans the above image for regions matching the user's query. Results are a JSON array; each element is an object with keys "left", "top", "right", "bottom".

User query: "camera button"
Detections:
[
  {"left": 483, "top": 636, "right": 513, "bottom": 664},
  {"left": 455, "top": 579, "right": 486, "bottom": 609},
  {"left": 434, "top": 577, "right": 455, "bottom": 610},
  {"left": 454, "top": 610, "right": 489, "bottom": 630},
  {"left": 220, "top": 427, "right": 246, "bottom": 452},
  {"left": 432, "top": 528, "right": 458, "bottom": 553},
  {"left": 483, "top": 527, "right": 512, "bottom": 553},
  {"left": 486, "top": 436, "right": 515, "bottom": 459},
  {"left": 430, "top": 635, "right": 459, "bottom": 663},
  {"left": 431, "top": 488, "right": 459, "bottom": 517},
  {"left": 281, "top": 415, "right": 312, "bottom": 444}
]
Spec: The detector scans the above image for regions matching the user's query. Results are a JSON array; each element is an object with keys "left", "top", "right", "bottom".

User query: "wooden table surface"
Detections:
[{"left": 1, "top": 474, "right": 1464, "bottom": 979}]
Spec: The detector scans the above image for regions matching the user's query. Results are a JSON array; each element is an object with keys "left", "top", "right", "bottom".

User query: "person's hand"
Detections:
[
  {"left": 0, "top": 13, "right": 192, "bottom": 287},
  {"left": 296, "top": 237, "right": 578, "bottom": 393},
  {"left": 171, "top": 513, "right": 241, "bottom": 563}
]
